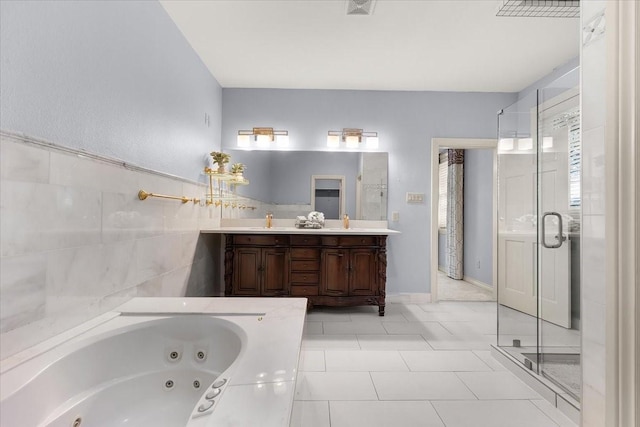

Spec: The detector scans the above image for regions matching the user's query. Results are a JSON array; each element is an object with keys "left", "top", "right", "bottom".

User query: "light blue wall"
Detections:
[
  {"left": 0, "top": 0, "right": 222, "bottom": 182},
  {"left": 222, "top": 89, "right": 517, "bottom": 294},
  {"left": 463, "top": 149, "right": 494, "bottom": 285}
]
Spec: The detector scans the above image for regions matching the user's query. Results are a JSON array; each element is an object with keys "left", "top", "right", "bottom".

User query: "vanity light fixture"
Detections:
[
  {"left": 326, "top": 128, "right": 379, "bottom": 149},
  {"left": 237, "top": 127, "right": 289, "bottom": 148}
]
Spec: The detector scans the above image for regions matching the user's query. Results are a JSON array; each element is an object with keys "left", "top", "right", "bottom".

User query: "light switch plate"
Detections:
[{"left": 406, "top": 192, "right": 425, "bottom": 204}]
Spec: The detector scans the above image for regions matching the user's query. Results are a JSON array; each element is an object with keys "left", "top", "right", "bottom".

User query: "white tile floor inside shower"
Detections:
[{"left": 290, "top": 301, "right": 577, "bottom": 427}]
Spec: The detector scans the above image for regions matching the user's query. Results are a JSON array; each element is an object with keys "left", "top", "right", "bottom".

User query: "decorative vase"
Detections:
[{"left": 216, "top": 165, "right": 226, "bottom": 174}]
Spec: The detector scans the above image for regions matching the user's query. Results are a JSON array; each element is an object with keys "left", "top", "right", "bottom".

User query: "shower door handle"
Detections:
[{"left": 541, "top": 212, "right": 567, "bottom": 249}]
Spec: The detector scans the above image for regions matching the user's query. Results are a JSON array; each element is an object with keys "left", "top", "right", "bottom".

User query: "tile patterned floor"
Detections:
[
  {"left": 437, "top": 271, "right": 495, "bottom": 301},
  {"left": 290, "top": 301, "right": 578, "bottom": 427}
]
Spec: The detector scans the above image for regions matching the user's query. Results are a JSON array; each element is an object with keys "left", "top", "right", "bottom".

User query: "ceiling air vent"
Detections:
[
  {"left": 347, "top": 0, "right": 376, "bottom": 16},
  {"left": 496, "top": 0, "right": 579, "bottom": 18}
]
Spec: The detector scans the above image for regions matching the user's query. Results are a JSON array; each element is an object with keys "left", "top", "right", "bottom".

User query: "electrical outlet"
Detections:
[{"left": 391, "top": 211, "right": 400, "bottom": 222}]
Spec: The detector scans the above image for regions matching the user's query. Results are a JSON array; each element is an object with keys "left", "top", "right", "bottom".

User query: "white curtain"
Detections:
[{"left": 446, "top": 149, "right": 464, "bottom": 279}]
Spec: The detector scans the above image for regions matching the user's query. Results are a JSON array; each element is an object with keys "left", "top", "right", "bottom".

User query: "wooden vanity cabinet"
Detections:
[
  {"left": 227, "top": 235, "right": 290, "bottom": 297},
  {"left": 224, "top": 233, "right": 387, "bottom": 315}
]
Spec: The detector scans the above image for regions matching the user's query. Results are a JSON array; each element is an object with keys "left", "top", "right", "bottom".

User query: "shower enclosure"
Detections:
[{"left": 496, "top": 68, "right": 581, "bottom": 407}]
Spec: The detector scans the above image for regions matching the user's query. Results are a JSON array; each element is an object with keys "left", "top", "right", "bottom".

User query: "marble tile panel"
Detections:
[
  {"left": 581, "top": 382, "right": 606, "bottom": 427},
  {"left": 330, "top": 401, "right": 444, "bottom": 427},
  {"left": 0, "top": 138, "right": 50, "bottom": 183},
  {"left": 159, "top": 266, "right": 191, "bottom": 296},
  {"left": 371, "top": 371, "right": 476, "bottom": 400},
  {"left": 582, "top": 326, "right": 606, "bottom": 395},
  {"left": 432, "top": 400, "right": 560, "bottom": 427},
  {"left": 582, "top": 0, "right": 606, "bottom": 21},
  {"left": 426, "top": 333, "right": 496, "bottom": 351},
  {"left": 581, "top": 128, "right": 606, "bottom": 216},
  {"left": 356, "top": 334, "right": 432, "bottom": 351},
  {"left": 133, "top": 234, "right": 182, "bottom": 284},
  {"left": 301, "top": 335, "right": 360, "bottom": 350},
  {"left": 136, "top": 172, "right": 183, "bottom": 199},
  {"left": 472, "top": 350, "right": 508, "bottom": 371},
  {"left": 325, "top": 350, "right": 409, "bottom": 372},
  {"left": 582, "top": 298, "right": 605, "bottom": 347},
  {"left": 101, "top": 191, "right": 165, "bottom": 244},
  {"left": 456, "top": 371, "right": 541, "bottom": 400},
  {"left": 290, "top": 401, "right": 330, "bottom": 427},
  {"left": 400, "top": 350, "right": 492, "bottom": 372},
  {"left": 1, "top": 181, "right": 102, "bottom": 257},
  {"left": 180, "top": 232, "right": 199, "bottom": 267},
  {"left": 294, "top": 372, "right": 377, "bottom": 401},
  {"left": 49, "top": 151, "right": 135, "bottom": 194},
  {"left": 581, "top": 36, "right": 606, "bottom": 131},
  {"left": 382, "top": 321, "right": 451, "bottom": 337},
  {"left": 135, "top": 276, "right": 164, "bottom": 297},
  {"left": 322, "top": 321, "right": 387, "bottom": 335},
  {"left": 0, "top": 253, "right": 47, "bottom": 333},
  {"left": 581, "top": 215, "right": 606, "bottom": 302},
  {"left": 303, "top": 322, "right": 323, "bottom": 335},
  {"left": 198, "top": 205, "right": 221, "bottom": 229},
  {"left": 297, "top": 350, "right": 326, "bottom": 372},
  {"left": 164, "top": 201, "right": 199, "bottom": 233},
  {"left": 46, "top": 242, "right": 135, "bottom": 297}
]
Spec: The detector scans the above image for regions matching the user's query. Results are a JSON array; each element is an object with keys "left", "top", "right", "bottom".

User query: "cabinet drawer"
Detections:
[
  {"left": 291, "top": 235, "right": 321, "bottom": 246},
  {"left": 232, "top": 235, "right": 289, "bottom": 246},
  {"left": 340, "top": 236, "right": 377, "bottom": 246},
  {"left": 290, "top": 248, "right": 320, "bottom": 259},
  {"left": 290, "top": 285, "right": 319, "bottom": 296},
  {"left": 291, "top": 272, "right": 319, "bottom": 284},
  {"left": 321, "top": 236, "right": 378, "bottom": 247},
  {"left": 291, "top": 260, "right": 320, "bottom": 271}
]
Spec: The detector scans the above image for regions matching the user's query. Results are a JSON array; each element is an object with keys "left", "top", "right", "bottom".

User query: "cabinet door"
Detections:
[
  {"left": 321, "top": 249, "right": 349, "bottom": 296},
  {"left": 233, "top": 247, "right": 261, "bottom": 295},
  {"left": 262, "top": 248, "right": 289, "bottom": 296},
  {"left": 349, "top": 249, "right": 378, "bottom": 295}
]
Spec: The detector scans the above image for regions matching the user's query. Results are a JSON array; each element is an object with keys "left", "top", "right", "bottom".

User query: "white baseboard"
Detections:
[
  {"left": 386, "top": 293, "right": 432, "bottom": 304},
  {"left": 462, "top": 275, "right": 493, "bottom": 292}
]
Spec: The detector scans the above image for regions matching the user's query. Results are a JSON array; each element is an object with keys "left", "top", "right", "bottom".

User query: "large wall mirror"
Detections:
[{"left": 225, "top": 150, "right": 388, "bottom": 220}]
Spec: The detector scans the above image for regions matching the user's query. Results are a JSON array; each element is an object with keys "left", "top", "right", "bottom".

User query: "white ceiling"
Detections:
[{"left": 160, "top": 0, "right": 579, "bottom": 93}]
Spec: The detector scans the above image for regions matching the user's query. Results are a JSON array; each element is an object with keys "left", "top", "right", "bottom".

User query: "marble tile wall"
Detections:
[
  {"left": 0, "top": 133, "right": 221, "bottom": 359},
  {"left": 580, "top": 1, "right": 607, "bottom": 426}
]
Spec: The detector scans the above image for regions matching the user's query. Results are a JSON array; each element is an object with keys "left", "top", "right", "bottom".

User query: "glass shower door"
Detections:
[
  {"left": 497, "top": 67, "right": 581, "bottom": 405},
  {"left": 537, "top": 85, "right": 581, "bottom": 401}
]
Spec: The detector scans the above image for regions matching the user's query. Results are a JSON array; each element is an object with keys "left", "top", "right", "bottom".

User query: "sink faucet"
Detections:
[
  {"left": 266, "top": 212, "right": 273, "bottom": 228},
  {"left": 343, "top": 214, "right": 349, "bottom": 229}
]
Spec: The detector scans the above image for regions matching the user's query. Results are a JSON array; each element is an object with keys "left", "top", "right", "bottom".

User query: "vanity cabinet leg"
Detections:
[{"left": 378, "top": 304, "right": 385, "bottom": 316}]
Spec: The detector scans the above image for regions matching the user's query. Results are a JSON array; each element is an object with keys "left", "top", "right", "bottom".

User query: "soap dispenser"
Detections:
[
  {"left": 266, "top": 213, "right": 273, "bottom": 228},
  {"left": 343, "top": 214, "right": 349, "bottom": 229}
]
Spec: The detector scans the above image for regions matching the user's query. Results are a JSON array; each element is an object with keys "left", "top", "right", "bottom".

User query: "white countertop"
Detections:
[
  {"left": 200, "top": 219, "right": 400, "bottom": 236},
  {"left": 201, "top": 226, "right": 399, "bottom": 235}
]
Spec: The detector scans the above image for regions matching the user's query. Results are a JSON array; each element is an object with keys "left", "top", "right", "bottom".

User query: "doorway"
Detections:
[
  {"left": 311, "top": 175, "right": 345, "bottom": 219},
  {"left": 430, "top": 138, "right": 498, "bottom": 303}
]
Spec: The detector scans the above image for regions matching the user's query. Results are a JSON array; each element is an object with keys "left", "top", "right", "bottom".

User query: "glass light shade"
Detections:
[
  {"left": 256, "top": 134, "right": 270, "bottom": 148},
  {"left": 517, "top": 138, "right": 533, "bottom": 151},
  {"left": 365, "top": 136, "right": 379, "bottom": 149},
  {"left": 345, "top": 135, "right": 360, "bottom": 148},
  {"left": 498, "top": 138, "right": 514, "bottom": 151},
  {"left": 327, "top": 135, "right": 340, "bottom": 148},
  {"left": 237, "top": 134, "right": 250, "bottom": 148},
  {"left": 276, "top": 134, "right": 289, "bottom": 148},
  {"left": 543, "top": 137, "right": 554, "bottom": 149}
]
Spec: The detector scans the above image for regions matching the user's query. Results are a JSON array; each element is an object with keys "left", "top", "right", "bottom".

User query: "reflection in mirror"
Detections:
[
  {"left": 312, "top": 176, "right": 345, "bottom": 219},
  {"left": 224, "top": 150, "right": 388, "bottom": 220}
]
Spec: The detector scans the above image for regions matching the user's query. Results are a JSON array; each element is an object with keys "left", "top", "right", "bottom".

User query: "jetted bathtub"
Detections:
[{"left": 0, "top": 297, "right": 307, "bottom": 427}]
